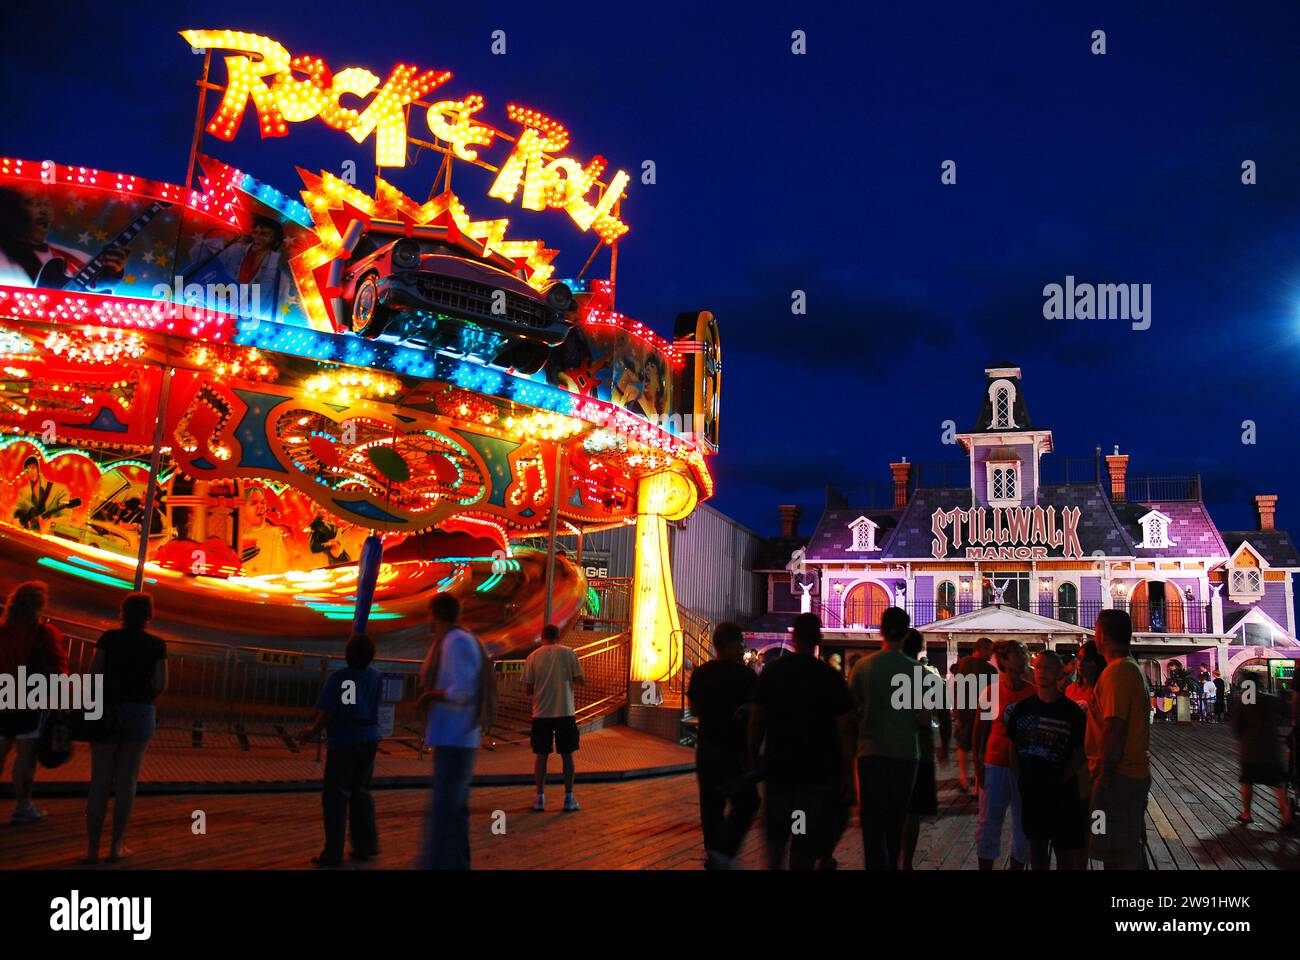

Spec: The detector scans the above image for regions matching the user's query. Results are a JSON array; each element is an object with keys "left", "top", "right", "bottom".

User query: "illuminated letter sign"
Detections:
[
  {"left": 181, "top": 30, "right": 630, "bottom": 241},
  {"left": 931, "top": 506, "right": 1083, "bottom": 560}
]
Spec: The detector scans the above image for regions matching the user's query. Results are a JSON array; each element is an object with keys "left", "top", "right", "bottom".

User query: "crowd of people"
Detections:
[
  {"left": 1, "top": 579, "right": 1296, "bottom": 871},
  {"left": 0, "top": 583, "right": 587, "bottom": 870},
  {"left": 687, "top": 607, "right": 1300, "bottom": 869}
]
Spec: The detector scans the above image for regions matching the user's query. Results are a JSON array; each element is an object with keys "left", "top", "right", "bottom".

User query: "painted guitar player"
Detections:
[{"left": 0, "top": 183, "right": 130, "bottom": 289}]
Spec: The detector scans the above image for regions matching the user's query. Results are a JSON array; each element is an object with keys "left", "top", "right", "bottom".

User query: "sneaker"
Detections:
[
  {"left": 563, "top": 794, "right": 580, "bottom": 812},
  {"left": 532, "top": 794, "right": 545, "bottom": 812},
  {"left": 11, "top": 803, "right": 46, "bottom": 825}
]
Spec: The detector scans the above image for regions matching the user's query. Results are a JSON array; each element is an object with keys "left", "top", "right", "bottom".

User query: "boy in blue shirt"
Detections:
[{"left": 298, "top": 633, "right": 383, "bottom": 866}]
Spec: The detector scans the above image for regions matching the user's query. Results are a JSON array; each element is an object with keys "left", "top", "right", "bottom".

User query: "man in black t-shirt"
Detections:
[
  {"left": 749, "top": 613, "right": 856, "bottom": 870},
  {"left": 1006, "top": 650, "right": 1087, "bottom": 870},
  {"left": 686, "top": 622, "right": 759, "bottom": 869}
]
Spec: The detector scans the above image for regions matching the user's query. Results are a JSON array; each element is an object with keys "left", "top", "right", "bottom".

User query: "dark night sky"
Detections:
[{"left": 4, "top": 0, "right": 1300, "bottom": 538}]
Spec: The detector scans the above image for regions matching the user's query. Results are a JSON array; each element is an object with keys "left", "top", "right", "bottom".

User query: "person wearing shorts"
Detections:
[{"left": 523, "top": 624, "right": 584, "bottom": 812}]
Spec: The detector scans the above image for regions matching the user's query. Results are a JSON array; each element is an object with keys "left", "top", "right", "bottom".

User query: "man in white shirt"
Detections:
[
  {"left": 523, "top": 623, "right": 584, "bottom": 812},
  {"left": 417, "top": 594, "right": 486, "bottom": 869}
]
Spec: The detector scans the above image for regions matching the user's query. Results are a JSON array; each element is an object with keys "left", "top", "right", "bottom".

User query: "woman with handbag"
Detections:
[
  {"left": 0, "top": 580, "right": 67, "bottom": 825},
  {"left": 84, "top": 592, "right": 167, "bottom": 864}
]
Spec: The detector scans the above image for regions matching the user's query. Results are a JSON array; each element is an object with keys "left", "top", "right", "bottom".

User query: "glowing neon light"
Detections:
[
  {"left": 629, "top": 471, "right": 699, "bottom": 682},
  {"left": 178, "top": 31, "right": 630, "bottom": 238},
  {"left": 38, "top": 557, "right": 135, "bottom": 590}
]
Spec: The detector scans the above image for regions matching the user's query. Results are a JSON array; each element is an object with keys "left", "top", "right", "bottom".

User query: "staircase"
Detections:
[{"left": 487, "top": 578, "right": 713, "bottom": 745}]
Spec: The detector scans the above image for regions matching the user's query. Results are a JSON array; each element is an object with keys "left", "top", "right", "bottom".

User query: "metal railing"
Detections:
[
  {"left": 56, "top": 616, "right": 429, "bottom": 753},
  {"left": 1120, "top": 475, "right": 1202, "bottom": 503},
  {"left": 492, "top": 631, "right": 632, "bottom": 736},
  {"left": 818, "top": 597, "right": 1214, "bottom": 635}
]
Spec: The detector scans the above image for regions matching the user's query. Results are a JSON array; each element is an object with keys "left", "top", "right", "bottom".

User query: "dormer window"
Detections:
[
  {"left": 1230, "top": 568, "right": 1263, "bottom": 597},
  {"left": 988, "top": 379, "right": 1018, "bottom": 429},
  {"left": 1228, "top": 543, "right": 1266, "bottom": 600},
  {"left": 1137, "top": 510, "right": 1174, "bottom": 549},
  {"left": 986, "top": 461, "right": 1021, "bottom": 507},
  {"left": 847, "top": 516, "right": 878, "bottom": 552}
]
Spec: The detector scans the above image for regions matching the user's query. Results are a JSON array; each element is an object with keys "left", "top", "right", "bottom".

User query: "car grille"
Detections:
[{"left": 416, "top": 274, "right": 552, "bottom": 329}]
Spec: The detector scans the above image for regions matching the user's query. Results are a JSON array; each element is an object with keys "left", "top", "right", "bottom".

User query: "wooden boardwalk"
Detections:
[{"left": 1, "top": 724, "right": 1296, "bottom": 870}]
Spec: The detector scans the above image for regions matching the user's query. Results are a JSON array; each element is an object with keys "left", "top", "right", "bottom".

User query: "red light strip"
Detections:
[{"left": 0, "top": 286, "right": 236, "bottom": 341}]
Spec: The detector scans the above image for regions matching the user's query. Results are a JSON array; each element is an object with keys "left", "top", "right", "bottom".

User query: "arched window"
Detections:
[
  {"left": 994, "top": 387, "right": 1010, "bottom": 427},
  {"left": 937, "top": 581, "right": 957, "bottom": 620},
  {"left": 842, "top": 581, "right": 890, "bottom": 629},
  {"left": 987, "top": 378, "right": 1018, "bottom": 429},
  {"left": 1057, "top": 582, "right": 1078, "bottom": 625},
  {"left": 1128, "top": 580, "right": 1184, "bottom": 634}
]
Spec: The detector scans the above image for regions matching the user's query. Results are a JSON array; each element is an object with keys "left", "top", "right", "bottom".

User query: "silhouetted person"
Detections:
[
  {"left": 298, "top": 633, "right": 382, "bottom": 866},
  {"left": 1232, "top": 684, "right": 1294, "bottom": 829},
  {"left": 0, "top": 581, "right": 66, "bottom": 825},
  {"left": 951, "top": 637, "right": 997, "bottom": 793},
  {"left": 900, "top": 628, "right": 949, "bottom": 869},
  {"left": 749, "top": 614, "right": 855, "bottom": 870},
  {"left": 84, "top": 592, "right": 167, "bottom": 863},
  {"left": 524, "top": 623, "right": 584, "bottom": 812},
  {"left": 687, "top": 621, "right": 759, "bottom": 869},
  {"left": 418, "top": 594, "right": 490, "bottom": 869},
  {"left": 850, "top": 609, "right": 922, "bottom": 870},
  {"left": 975, "top": 640, "right": 1035, "bottom": 870},
  {"left": 1085, "top": 609, "right": 1150, "bottom": 870}
]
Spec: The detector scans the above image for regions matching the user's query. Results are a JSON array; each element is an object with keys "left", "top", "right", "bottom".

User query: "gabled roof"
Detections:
[
  {"left": 1221, "top": 606, "right": 1298, "bottom": 647},
  {"left": 876, "top": 483, "right": 1133, "bottom": 560},
  {"left": 803, "top": 507, "right": 899, "bottom": 561},
  {"left": 1220, "top": 530, "right": 1300, "bottom": 568},
  {"left": 1227, "top": 540, "right": 1268, "bottom": 568},
  {"left": 1110, "top": 499, "right": 1227, "bottom": 559},
  {"left": 916, "top": 603, "right": 1088, "bottom": 635}
]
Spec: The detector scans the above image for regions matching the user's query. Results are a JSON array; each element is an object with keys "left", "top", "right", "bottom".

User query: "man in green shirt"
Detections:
[{"left": 849, "top": 606, "right": 924, "bottom": 869}]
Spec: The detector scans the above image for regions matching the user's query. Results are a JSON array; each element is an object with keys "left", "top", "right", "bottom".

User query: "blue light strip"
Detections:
[
  {"left": 236, "top": 172, "right": 312, "bottom": 228},
  {"left": 232, "top": 319, "right": 579, "bottom": 418}
]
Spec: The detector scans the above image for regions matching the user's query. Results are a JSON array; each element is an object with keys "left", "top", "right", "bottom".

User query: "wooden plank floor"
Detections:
[{"left": 2, "top": 724, "right": 1296, "bottom": 869}]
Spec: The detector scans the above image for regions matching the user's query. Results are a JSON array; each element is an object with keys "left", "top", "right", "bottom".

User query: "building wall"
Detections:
[
  {"left": 972, "top": 442, "right": 1036, "bottom": 505},
  {"left": 541, "top": 502, "right": 764, "bottom": 627},
  {"left": 669, "top": 502, "right": 764, "bottom": 625}
]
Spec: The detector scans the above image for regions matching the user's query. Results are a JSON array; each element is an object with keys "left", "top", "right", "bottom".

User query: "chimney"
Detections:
[
  {"left": 889, "top": 459, "right": 912, "bottom": 510},
  {"left": 1255, "top": 494, "right": 1278, "bottom": 531},
  {"left": 778, "top": 504, "right": 802, "bottom": 539},
  {"left": 1105, "top": 446, "right": 1129, "bottom": 502}
]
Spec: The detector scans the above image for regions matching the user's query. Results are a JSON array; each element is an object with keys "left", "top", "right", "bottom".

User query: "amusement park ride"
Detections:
[{"left": 0, "top": 29, "right": 721, "bottom": 683}]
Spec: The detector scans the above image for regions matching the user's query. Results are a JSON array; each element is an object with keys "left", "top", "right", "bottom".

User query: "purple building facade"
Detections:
[{"left": 748, "top": 364, "right": 1299, "bottom": 693}]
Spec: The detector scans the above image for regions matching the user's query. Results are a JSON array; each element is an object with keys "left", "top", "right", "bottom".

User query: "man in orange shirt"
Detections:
[{"left": 1085, "top": 609, "right": 1150, "bottom": 869}]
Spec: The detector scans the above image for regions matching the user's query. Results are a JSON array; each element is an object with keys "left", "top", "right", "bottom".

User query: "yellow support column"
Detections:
[{"left": 629, "top": 470, "right": 698, "bottom": 683}]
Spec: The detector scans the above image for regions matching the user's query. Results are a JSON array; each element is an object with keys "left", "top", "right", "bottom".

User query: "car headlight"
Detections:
[
  {"left": 546, "top": 282, "right": 574, "bottom": 312},
  {"left": 392, "top": 239, "right": 421, "bottom": 270}
]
